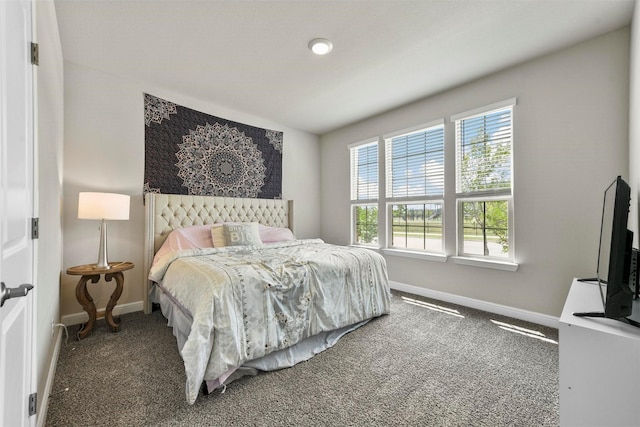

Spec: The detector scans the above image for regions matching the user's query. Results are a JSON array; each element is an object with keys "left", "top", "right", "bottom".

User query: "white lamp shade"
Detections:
[{"left": 78, "top": 192, "right": 130, "bottom": 220}]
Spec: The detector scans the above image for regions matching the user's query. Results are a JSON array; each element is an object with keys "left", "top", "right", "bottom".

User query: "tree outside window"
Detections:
[{"left": 355, "top": 205, "right": 378, "bottom": 245}]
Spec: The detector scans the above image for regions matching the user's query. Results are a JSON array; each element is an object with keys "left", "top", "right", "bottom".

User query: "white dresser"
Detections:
[{"left": 559, "top": 278, "right": 640, "bottom": 426}]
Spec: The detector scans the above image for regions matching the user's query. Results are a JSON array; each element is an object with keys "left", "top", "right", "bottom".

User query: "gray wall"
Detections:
[
  {"left": 320, "top": 28, "right": 630, "bottom": 317},
  {"left": 60, "top": 63, "right": 320, "bottom": 318}
]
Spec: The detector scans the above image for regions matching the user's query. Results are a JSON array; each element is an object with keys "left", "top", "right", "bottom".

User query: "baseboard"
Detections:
[
  {"left": 37, "top": 326, "right": 63, "bottom": 427},
  {"left": 389, "top": 281, "right": 559, "bottom": 329},
  {"left": 61, "top": 301, "right": 144, "bottom": 326}
]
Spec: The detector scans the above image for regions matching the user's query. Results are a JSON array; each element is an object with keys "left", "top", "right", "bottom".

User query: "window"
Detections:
[
  {"left": 385, "top": 122, "right": 444, "bottom": 253},
  {"left": 453, "top": 99, "right": 515, "bottom": 261},
  {"left": 350, "top": 141, "right": 378, "bottom": 245},
  {"left": 347, "top": 98, "right": 516, "bottom": 269}
]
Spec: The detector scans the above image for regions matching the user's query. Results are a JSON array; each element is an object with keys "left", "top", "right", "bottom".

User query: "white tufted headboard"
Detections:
[{"left": 143, "top": 193, "right": 294, "bottom": 313}]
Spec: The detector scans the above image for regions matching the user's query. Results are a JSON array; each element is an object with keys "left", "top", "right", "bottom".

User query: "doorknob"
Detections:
[{"left": 0, "top": 282, "right": 33, "bottom": 307}]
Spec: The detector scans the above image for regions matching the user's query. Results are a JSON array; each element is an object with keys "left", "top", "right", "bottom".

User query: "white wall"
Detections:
[
  {"left": 320, "top": 28, "right": 630, "bottom": 317},
  {"left": 630, "top": 2, "right": 640, "bottom": 249},
  {"left": 35, "top": 0, "right": 64, "bottom": 418},
  {"left": 60, "top": 62, "right": 320, "bottom": 318}
]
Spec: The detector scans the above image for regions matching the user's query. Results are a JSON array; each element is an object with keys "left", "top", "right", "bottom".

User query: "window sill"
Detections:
[
  {"left": 452, "top": 256, "right": 519, "bottom": 272},
  {"left": 349, "top": 244, "right": 381, "bottom": 252},
  {"left": 382, "top": 249, "right": 447, "bottom": 262}
]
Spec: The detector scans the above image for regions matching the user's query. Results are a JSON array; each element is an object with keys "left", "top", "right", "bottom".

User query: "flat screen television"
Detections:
[{"left": 575, "top": 175, "right": 638, "bottom": 327}]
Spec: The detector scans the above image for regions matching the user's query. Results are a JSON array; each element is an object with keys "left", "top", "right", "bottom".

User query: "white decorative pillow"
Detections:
[
  {"left": 211, "top": 223, "right": 263, "bottom": 247},
  {"left": 211, "top": 223, "right": 295, "bottom": 247},
  {"left": 224, "top": 223, "right": 262, "bottom": 246}
]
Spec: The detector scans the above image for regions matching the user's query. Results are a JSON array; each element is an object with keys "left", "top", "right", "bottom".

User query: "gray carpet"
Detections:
[{"left": 45, "top": 291, "right": 559, "bottom": 426}]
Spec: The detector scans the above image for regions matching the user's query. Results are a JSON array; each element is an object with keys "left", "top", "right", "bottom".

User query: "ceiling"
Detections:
[{"left": 54, "top": 0, "right": 636, "bottom": 135}]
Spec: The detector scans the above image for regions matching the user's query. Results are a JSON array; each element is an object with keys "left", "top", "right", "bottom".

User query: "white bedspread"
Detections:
[{"left": 149, "top": 239, "right": 390, "bottom": 404}]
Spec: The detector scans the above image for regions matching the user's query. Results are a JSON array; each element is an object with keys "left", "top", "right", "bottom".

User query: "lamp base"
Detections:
[{"left": 96, "top": 219, "right": 111, "bottom": 269}]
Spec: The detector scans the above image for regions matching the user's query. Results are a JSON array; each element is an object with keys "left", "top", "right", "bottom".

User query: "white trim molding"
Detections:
[
  {"left": 61, "top": 301, "right": 144, "bottom": 326},
  {"left": 389, "top": 280, "right": 558, "bottom": 329},
  {"left": 452, "top": 256, "right": 519, "bottom": 272},
  {"left": 37, "top": 328, "right": 64, "bottom": 427},
  {"left": 383, "top": 248, "right": 447, "bottom": 263},
  {"left": 382, "top": 118, "right": 445, "bottom": 140},
  {"left": 450, "top": 97, "right": 517, "bottom": 122}
]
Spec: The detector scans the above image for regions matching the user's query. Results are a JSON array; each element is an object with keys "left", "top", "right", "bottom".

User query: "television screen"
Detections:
[
  {"left": 576, "top": 175, "right": 636, "bottom": 325},
  {"left": 600, "top": 176, "right": 632, "bottom": 318},
  {"left": 596, "top": 178, "right": 615, "bottom": 289}
]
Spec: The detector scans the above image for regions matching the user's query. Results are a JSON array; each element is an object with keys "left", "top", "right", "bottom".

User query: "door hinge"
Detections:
[
  {"left": 28, "top": 393, "right": 37, "bottom": 416},
  {"left": 31, "top": 218, "right": 39, "bottom": 239},
  {"left": 30, "top": 42, "right": 39, "bottom": 66}
]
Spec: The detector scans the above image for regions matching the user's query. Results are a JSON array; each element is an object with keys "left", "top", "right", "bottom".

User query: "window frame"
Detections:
[
  {"left": 352, "top": 203, "right": 379, "bottom": 247},
  {"left": 386, "top": 200, "right": 445, "bottom": 253},
  {"left": 383, "top": 119, "right": 445, "bottom": 255},
  {"left": 452, "top": 99, "right": 517, "bottom": 265},
  {"left": 456, "top": 195, "right": 514, "bottom": 261},
  {"left": 349, "top": 139, "right": 380, "bottom": 246}
]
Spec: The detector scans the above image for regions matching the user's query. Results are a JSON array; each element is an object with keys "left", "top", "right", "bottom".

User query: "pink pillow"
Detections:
[
  {"left": 154, "top": 224, "right": 297, "bottom": 265},
  {"left": 153, "top": 225, "right": 213, "bottom": 264},
  {"left": 258, "top": 225, "right": 296, "bottom": 243}
]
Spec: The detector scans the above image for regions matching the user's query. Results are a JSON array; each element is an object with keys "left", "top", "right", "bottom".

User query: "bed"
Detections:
[{"left": 143, "top": 193, "right": 391, "bottom": 404}]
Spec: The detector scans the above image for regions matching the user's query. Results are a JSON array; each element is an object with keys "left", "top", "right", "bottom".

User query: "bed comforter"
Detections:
[{"left": 149, "top": 238, "right": 390, "bottom": 404}]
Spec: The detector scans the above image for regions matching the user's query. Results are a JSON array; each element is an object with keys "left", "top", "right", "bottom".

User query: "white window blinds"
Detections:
[
  {"left": 350, "top": 141, "right": 378, "bottom": 201},
  {"left": 385, "top": 124, "right": 444, "bottom": 199},
  {"left": 455, "top": 104, "right": 513, "bottom": 195}
]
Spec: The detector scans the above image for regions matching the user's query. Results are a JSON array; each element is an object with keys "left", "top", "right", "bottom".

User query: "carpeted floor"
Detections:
[{"left": 45, "top": 291, "right": 559, "bottom": 426}]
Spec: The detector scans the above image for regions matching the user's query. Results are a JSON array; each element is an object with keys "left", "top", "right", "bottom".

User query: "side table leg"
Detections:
[
  {"left": 104, "top": 272, "right": 124, "bottom": 332},
  {"left": 75, "top": 275, "right": 99, "bottom": 339}
]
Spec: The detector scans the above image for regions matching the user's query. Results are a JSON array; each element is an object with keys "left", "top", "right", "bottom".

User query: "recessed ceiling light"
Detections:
[{"left": 308, "top": 38, "right": 333, "bottom": 55}]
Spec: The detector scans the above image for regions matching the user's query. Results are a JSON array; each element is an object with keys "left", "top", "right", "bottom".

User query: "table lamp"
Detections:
[{"left": 78, "top": 192, "right": 130, "bottom": 269}]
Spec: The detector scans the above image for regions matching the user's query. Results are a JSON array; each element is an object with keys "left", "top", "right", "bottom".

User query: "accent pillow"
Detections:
[
  {"left": 224, "top": 223, "right": 263, "bottom": 246},
  {"left": 211, "top": 223, "right": 295, "bottom": 247},
  {"left": 210, "top": 224, "right": 228, "bottom": 247},
  {"left": 211, "top": 223, "right": 263, "bottom": 247}
]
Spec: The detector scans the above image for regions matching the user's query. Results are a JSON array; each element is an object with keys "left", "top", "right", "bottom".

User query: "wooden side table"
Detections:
[{"left": 66, "top": 261, "right": 134, "bottom": 339}]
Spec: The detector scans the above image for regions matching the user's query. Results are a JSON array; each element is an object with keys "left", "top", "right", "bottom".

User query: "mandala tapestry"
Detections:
[{"left": 144, "top": 93, "right": 283, "bottom": 199}]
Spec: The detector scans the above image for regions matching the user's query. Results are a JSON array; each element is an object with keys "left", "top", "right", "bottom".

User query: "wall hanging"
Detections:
[{"left": 144, "top": 93, "right": 283, "bottom": 199}]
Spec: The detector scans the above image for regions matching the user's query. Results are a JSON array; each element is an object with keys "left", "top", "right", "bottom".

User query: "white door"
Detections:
[{"left": 0, "top": 0, "right": 36, "bottom": 426}]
